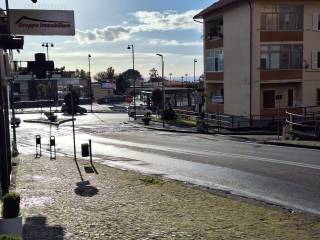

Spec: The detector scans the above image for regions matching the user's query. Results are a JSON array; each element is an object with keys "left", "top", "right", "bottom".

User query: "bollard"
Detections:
[
  {"left": 36, "top": 135, "right": 41, "bottom": 158},
  {"left": 81, "top": 140, "right": 93, "bottom": 166},
  {"left": 50, "top": 136, "right": 56, "bottom": 160},
  {"left": 81, "top": 143, "right": 90, "bottom": 157}
]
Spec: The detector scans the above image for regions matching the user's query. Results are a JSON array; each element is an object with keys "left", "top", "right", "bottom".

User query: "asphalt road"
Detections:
[{"left": 14, "top": 112, "right": 320, "bottom": 215}]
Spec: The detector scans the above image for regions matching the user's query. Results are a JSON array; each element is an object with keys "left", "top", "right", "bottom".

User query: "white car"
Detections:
[{"left": 128, "top": 105, "right": 152, "bottom": 117}]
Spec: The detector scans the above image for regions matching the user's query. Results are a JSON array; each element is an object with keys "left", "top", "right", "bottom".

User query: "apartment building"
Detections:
[{"left": 194, "top": 0, "right": 320, "bottom": 118}]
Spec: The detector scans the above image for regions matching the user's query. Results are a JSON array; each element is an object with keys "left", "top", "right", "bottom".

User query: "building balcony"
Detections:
[
  {"left": 260, "top": 69, "right": 302, "bottom": 81},
  {"left": 260, "top": 31, "right": 303, "bottom": 42},
  {"left": 206, "top": 72, "right": 224, "bottom": 81},
  {"left": 205, "top": 38, "right": 223, "bottom": 49}
]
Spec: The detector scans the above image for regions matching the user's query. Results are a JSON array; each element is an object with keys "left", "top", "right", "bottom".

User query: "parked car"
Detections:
[
  {"left": 61, "top": 103, "right": 87, "bottom": 115},
  {"left": 128, "top": 105, "right": 152, "bottom": 117},
  {"left": 10, "top": 117, "right": 21, "bottom": 127},
  {"left": 111, "top": 105, "right": 128, "bottom": 112}
]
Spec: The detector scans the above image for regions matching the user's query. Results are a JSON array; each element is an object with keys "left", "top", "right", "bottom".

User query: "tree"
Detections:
[
  {"left": 94, "top": 71, "right": 108, "bottom": 82},
  {"left": 106, "top": 67, "right": 115, "bottom": 79},
  {"left": 74, "top": 69, "right": 87, "bottom": 79},
  {"left": 115, "top": 73, "right": 130, "bottom": 95},
  {"left": 122, "top": 69, "right": 142, "bottom": 84},
  {"left": 151, "top": 89, "right": 162, "bottom": 109},
  {"left": 94, "top": 66, "right": 116, "bottom": 82},
  {"left": 149, "top": 68, "right": 162, "bottom": 83}
]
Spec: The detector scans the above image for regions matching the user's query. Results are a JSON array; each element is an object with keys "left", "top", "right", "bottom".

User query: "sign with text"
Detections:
[
  {"left": 212, "top": 95, "right": 224, "bottom": 103},
  {"left": 101, "top": 82, "right": 116, "bottom": 90},
  {"left": 9, "top": 9, "right": 75, "bottom": 36}
]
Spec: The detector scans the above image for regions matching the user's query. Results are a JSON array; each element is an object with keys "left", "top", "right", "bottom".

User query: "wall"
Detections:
[
  {"left": 303, "top": 1, "right": 320, "bottom": 106},
  {"left": 223, "top": 2, "right": 251, "bottom": 117}
]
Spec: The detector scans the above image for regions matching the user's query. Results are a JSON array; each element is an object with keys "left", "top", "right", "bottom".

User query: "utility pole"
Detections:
[
  {"left": 156, "top": 54, "right": 165, "bottom": 128},
  {"left": 127, "top": 45, "right": 136, "bottom": 120},
  {"left": 194, "top": 59, "right": 197, "bottom": 83},
  {"left": 88, "top": 54, "right": 92, "bottom": 113}
]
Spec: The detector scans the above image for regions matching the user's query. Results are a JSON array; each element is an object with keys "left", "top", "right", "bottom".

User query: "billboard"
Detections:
[
  {"left": 101, "top": 82, "right": 116, "bottom": 90},
  {"left": 9, "top": 9, "right": 75, "bottom": 36}
]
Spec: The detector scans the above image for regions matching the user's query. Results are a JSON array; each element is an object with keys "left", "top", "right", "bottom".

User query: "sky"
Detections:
[{"left": 1, "top": 0, "right": 215, "bottom": 80}]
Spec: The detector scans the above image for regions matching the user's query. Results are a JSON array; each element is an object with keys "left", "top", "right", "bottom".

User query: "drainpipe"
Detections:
[
  {"left": 248, "top": 0, "right": 253, "bottom": 125},
  {"left": 194, "top": 18, "right": 204, "bottom": 114}
]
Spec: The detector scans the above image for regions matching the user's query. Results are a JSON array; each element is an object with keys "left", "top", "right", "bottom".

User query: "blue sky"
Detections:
[{"left": 1, "top": 0, "right": 215, "bottom": 79}]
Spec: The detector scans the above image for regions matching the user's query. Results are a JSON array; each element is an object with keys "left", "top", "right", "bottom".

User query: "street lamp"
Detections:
[
  {"left": 127, "top": 44, "right": 136, "bottom": 120},
  {"left": 156, "top": 53, "right": 165, "bottom": 128},
  {"left": 41, "top": 42, "right": 54, "bottom": 114},
  {"left": 88, "top": 54, "right": 92, "bottom": 113},
  {"left": 42, "top": 42, "right": 54, "bottom": 60},
  {"left": 194, "top": 59, "right": 198, "bottom": 83}
]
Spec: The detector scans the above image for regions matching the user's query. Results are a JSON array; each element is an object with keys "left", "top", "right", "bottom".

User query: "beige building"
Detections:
[{"left": 194, "top": 0, "right": 320, "bottom": 118}]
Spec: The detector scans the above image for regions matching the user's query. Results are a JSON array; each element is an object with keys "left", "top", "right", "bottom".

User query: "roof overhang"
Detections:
[{"left": 194, "top": 0, "right": 241, "bottom": 19}]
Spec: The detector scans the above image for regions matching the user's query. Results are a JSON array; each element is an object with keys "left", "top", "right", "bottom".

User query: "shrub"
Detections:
[
  {"left": 2, "top": 192, "right": 20, "bottom": 219},
  {"left": 162, "top": 108, "right": 176, "bottom": 121},
  {"left": 0, "top": 235, "right": 21, "bottom": 240}
]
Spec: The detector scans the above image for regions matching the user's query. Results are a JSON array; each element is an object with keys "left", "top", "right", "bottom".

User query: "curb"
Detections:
[
  {"left": 144, "top": 126, "right": 199, "bottom": 134},
  {"left": 23, "top": 118, "right": 75, "bottom": 126},
  {"left": 263, "top": 141, "right": 320, "bottom": 150}
]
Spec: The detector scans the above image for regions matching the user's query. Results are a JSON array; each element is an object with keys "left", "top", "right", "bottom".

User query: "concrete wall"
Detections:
[
  {"left": 223, "top": 2, "right": 251, "bottom": 117},
  {"left": 303, "top": 1, "right": 320, "bottom": 106}
]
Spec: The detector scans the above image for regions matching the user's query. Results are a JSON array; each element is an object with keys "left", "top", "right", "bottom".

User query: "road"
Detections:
[{"left": 14, "top": 112, "right": 320, "bottom": 215}]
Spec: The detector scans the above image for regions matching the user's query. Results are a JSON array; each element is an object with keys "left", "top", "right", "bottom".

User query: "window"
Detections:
[
  {"left": 260, "top": 45, "right": 302, "bottom": 70},
  {"left": 288, "top": 89, "right": 293, "bottom": 107},
  {"left": 261, "top": 4, "right": 303, "bottom": 31},
  {"left": 206, "top": 49, "right": 224, "bottom": 72},
  {"left": 317, "top": 89, "right": 320, "bottom": 106},
  {"left": 263, "top": 90, "right": 275, "bottom": 108},
  {"left": 311, "top": 51, "right": 320, "bottom": 69},
  {"left": 313, "top": 13, "right": 320, "bottom": 31}
]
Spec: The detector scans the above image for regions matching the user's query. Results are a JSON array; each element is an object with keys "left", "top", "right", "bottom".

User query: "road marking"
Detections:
[{"left": 92, "top": 137, "right": 320, "bottom": 171}]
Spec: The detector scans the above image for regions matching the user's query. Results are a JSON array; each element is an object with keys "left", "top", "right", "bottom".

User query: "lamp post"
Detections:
[
  {"left": 156, "top": 54, "right": 165, "bottom": 128},
  {"left": 41, "top": 42, "right": 54, "bottom": 60},
  {"left": 194, "top": 59, "right": 198, "bottom": 83},
  {"left": 88, "top": 54, "right": 92, "bottom": 113},
  {"left": 127, "top": 44, "right": 136, "bottom": 120},
  {"left": 41, "top": 42, "right": 54, "bottom": 114}
]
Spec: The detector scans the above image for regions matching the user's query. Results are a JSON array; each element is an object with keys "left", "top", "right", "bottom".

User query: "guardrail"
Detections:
[{"left": 285, "top": 110, "right": 320, "bottom": 139}]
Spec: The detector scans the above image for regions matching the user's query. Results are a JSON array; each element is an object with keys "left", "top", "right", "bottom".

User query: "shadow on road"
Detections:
[{"left": 23, "top": 216, "right": 64, "bottom": 240}]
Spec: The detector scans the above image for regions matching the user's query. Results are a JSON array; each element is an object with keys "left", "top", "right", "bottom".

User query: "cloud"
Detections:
[
  {"left": 75, "top": 26, "right": 131, "bottom": 44},
  {"left": 75, "top": 9, "right": 202, "bottom": 44},
  {"left": 148, "top": 39, "right": 202, "bottom": 46},
  {"left": 132, "top": 9, "right": 201, "bottom": 32}
]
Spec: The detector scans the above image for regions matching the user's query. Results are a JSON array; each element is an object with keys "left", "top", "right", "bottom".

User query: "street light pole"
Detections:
[
  {"left": 42, "top": 42, "right": 54, "bottom": 61},
  {"left": 127, "top": 44, "right": 136, "bottom": 120},
  {"left": 156, "top": 54, "right": 165, "bottom": 128},
  {"left": 88, "top": 54, "right": 92, "bottom": 113},
  {"left": 194, "top": 59, "right": 198, "bottom": 83}
]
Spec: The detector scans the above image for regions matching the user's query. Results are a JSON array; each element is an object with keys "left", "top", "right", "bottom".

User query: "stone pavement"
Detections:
[{"left": 15, "top": 155, "right": 320, "bottom": 240}]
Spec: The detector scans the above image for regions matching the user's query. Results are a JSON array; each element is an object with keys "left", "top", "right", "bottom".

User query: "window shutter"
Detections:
[
  {"left": 313, "top": 13, "right": 320, "bottom": 31},
  {"left": 311, "top": 51, "right": 319, "bottom": 69}
]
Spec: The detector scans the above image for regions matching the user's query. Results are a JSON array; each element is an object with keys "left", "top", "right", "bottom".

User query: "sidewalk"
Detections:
[{"left": 15, "top": 154, "right": 320, "bottom": 239}]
